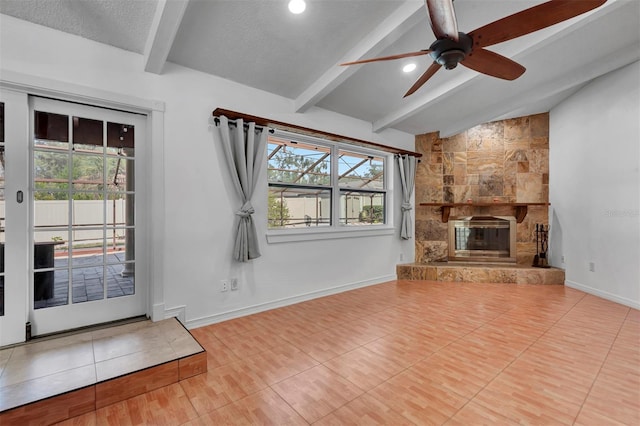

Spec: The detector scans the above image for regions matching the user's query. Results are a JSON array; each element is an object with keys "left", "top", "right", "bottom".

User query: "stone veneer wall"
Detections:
[{"left": 415, "top": 113, "right": 550, "bottom": 265}]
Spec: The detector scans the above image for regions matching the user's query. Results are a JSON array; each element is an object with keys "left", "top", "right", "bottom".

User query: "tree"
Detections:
[
  {"left": 359, "top": 204, "right": 384, "bottom": 223},
  {"left": 268, "top": 143, "right": 330, "bottom": 186},
  {"left": 33, "top": 152, "right": 125, "bottom": 200},
  {"left": 268, "top": 191, "right": 290, "bottom": 228}
]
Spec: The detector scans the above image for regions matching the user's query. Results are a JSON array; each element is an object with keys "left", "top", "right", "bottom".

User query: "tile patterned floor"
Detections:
[
  {"left": 4, "top": 280, "right": 640, "bottom": 425},
  {"left": 0, "top": 318, "right": 203, "bottom": 413}
]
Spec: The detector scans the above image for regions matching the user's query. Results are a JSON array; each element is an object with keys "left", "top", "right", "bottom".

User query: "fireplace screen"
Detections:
[{"left": 449, "top": 216, "right": 516, "bottom": 262}]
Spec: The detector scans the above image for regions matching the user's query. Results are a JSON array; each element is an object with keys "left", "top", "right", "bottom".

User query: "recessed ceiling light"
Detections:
[
  {"left": 403, "top": 63, "right": 417, "bottom": 73},
  {"left": 288, "top": 0, "right": 306, "bottom": 14}
]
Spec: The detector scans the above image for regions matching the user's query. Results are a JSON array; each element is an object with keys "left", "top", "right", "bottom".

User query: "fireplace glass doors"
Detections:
[{"left": 448, "top": 216, "right": 516, "bottom": 263}]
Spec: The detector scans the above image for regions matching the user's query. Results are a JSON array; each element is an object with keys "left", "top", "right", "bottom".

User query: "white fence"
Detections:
[{"left": 33, "top": 200, "right": 127, "bottom": 243}]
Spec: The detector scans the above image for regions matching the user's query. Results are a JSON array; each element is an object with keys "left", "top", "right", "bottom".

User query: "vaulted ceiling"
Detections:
[{"left": 1, "top": 0, "right": 638, "bottom": 137}]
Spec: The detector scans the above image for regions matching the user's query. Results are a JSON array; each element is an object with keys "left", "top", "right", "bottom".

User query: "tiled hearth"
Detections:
[{"left": 397, "top": 262, "right": 565, "bottom": 285}]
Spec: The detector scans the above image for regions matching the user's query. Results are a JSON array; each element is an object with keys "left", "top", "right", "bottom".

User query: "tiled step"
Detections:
[
  {"left": 397, "top": 262, "right": 565, "bottom": 284},
  {"left": 0, "top": 318, "right": 207, "bottom": 425}
]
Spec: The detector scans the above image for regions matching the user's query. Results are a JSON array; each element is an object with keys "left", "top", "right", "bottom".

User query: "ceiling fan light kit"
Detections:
[{"left": 341, "top": 0, "right": 608, "bottom": 97}]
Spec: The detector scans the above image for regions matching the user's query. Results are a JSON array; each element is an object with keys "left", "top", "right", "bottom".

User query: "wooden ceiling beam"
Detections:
[
  {"left": 143, "top": 0, "right": 189, "bottom": 74},
  {"left": 294, "top": 1, "right": 425, "bottom": 113}
]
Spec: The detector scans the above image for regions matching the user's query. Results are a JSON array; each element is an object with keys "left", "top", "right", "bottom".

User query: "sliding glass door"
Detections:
[{"left": 0, "top": 92, "right": 149, "bottom": 345}]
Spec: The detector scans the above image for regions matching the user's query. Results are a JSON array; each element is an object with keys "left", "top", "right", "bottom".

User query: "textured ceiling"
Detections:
[
  {"left": 0, "top": 0, "right": 157, "bottom": 53},
  {"left": 1, "top": 0, "right": 638, "bottom": 137},
  {"left": 168, "top": 0, "right": 401, "bottom": 99}
]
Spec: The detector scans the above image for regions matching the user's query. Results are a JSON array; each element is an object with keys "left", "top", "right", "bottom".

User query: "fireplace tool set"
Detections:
[{"left": 532, "top": 223, "right": 550, "bottom": 268}]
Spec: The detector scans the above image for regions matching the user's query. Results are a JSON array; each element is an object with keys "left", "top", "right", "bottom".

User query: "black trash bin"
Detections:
[{"left": 34, "top": 242, "right": 62, "bottom": 301}]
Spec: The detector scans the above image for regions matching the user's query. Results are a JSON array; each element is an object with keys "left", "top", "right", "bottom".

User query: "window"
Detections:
[
  {"left": 338, "top": 149, "right": 385, "bottom": 225},
  {"left": 267, "top": 132, "right": 387, "bottom": 230}
]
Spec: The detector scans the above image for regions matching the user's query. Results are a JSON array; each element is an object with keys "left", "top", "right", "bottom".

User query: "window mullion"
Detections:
[
  {"left": 67, "top": 115, "right": 73, "bottom": 304},
  {"left": 331, "top": 144, "right": 339, "bottom": 228},
  {"left": 102, "top": 120, "right": 107, "bottom": 300}
]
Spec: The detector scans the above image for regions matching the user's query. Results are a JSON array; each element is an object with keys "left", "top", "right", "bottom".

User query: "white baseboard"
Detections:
[
  {"left": 164, "top": 305, "right": 186, "bottom": 324},
  {"left": 183, "top": 274, "right": 396, "bottom": 330},
  {"left": 151, "top": 303, "right": 165, "bottom": 322},
  {"left": 565, "top": 280, "right": 640, "bottom": 310}
]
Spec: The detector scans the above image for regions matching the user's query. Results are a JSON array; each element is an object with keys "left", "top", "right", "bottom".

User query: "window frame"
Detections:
[{"left": 266, "top": 130, "right": 394, "bottom": 244}]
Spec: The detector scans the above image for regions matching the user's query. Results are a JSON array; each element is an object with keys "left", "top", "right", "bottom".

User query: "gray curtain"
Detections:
[
  {"left": 397, "top": 154, "right": 417, "bottom": 240},
  {"left": 214, "top": 116, "right": 268, "bottom": 262}
]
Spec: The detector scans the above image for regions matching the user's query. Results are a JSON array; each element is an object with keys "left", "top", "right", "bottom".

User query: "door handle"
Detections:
[{"left": 17, "top": 190, "right": 23, "bottom": 203}]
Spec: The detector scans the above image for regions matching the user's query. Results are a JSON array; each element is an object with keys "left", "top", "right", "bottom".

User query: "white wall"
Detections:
[
  {"left": 549, "top": 61, "right": 640, "bottom": 308},
  {"left": 0, "top": 15, "right": 416, "bottom": 327}
]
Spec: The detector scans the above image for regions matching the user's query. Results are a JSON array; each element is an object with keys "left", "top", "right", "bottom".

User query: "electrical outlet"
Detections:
[
  {"left": 399, "top": 253, "right": 405, "bottom": 261},
  {"left": 589, "top": 262, "right": 595, "bottom": 272},
  {"left": 561, "top": 255, "right": 565, "bottom": 263},
  {"left": 230, "top": 278, "right": 238, "bottom": 291},
  {"left": 220, "top": 279, "right": 229, "bottom": 292}
]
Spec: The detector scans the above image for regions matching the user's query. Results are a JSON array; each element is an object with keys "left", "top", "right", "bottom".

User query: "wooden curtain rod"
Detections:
[{"left": 212, "top": 108, "right": 422, "bottom": 158}]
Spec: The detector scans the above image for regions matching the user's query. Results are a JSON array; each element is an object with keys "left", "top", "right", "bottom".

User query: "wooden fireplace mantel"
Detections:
[{"left": 419, "top": 202, "right": 550, "bottom": 223}]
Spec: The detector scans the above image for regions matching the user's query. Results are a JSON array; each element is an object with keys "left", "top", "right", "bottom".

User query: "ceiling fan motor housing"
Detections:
[{"left": 429, "top": 32, "right": 473, "bottom": 69}]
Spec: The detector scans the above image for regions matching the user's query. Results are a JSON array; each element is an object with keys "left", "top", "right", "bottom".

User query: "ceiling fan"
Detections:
[{"left": 341, "top": 0, "right": 607, "bottom": 97}]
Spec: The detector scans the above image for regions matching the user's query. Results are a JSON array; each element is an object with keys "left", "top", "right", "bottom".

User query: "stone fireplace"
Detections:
[
  {"left": 414, "top": 112, "right": 550, "bottom": 265},
  {"left": 401, "top": 112, "right": 562, "bottom": 285},
  {"left": 448, "top": 216, "right": 517, "bottom": 263}
]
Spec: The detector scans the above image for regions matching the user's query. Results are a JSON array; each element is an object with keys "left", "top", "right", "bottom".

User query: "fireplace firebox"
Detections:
[{"left": 448, "top": 216, "right": 517, "bottom": 263}]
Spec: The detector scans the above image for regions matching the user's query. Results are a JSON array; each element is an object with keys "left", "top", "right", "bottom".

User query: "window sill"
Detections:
[{"left": 266, "top": 226, "right": 395, "bottom": 244}]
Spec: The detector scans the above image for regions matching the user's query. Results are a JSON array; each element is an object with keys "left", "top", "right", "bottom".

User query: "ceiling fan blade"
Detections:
[
  {"left": 404, "top": 62, "right": 442, "bottom": 97},
  {"left": 340, "top": 50, "right": 431, "bottom": 66},
  {"left": 469, "top": 0, "right": 607, "bottom": 48},
  {"left": 425, "top": 0, "right": 459, "bottom": 41},
  {"left": 461, "top": 48, "right": 525, "bottom": 80}
]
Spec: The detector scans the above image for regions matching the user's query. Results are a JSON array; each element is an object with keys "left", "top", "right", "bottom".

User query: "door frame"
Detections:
[
  {"left": 0, "top": 71, "right": 166, "bottom": 344},
  {"left": 0, "top": 89, "right": 30, "bottom": 346}
]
